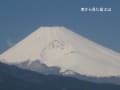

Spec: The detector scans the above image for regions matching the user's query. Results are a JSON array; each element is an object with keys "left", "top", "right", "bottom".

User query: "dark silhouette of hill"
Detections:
[{"left": 0, "top": 62, "right": 120, "bottom": 90}]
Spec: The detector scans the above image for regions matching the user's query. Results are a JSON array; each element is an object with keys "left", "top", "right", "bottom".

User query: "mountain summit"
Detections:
[{"left": 0, "top": 26, "right": 120, "bottom": 77}]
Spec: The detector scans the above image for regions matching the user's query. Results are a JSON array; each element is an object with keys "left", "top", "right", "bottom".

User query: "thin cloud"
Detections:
[{"left": 6, "top": 39, "right": 15, "bottom": 48}]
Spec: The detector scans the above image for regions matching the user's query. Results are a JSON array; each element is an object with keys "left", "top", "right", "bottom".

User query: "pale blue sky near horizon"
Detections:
[{"left": 0, "top": 0, "right": 120, "bottom": 53}]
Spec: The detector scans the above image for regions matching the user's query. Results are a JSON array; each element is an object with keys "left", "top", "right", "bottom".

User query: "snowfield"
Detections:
[{"left": 0, "top": 26, "right": 120, "bottom": 77}]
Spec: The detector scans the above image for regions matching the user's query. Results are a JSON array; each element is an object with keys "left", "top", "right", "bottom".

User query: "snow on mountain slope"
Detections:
[{"left": 0, "top": 26, "right": 120, "bottom": 77}]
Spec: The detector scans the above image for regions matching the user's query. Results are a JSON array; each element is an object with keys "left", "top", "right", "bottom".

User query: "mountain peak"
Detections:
[
  {"left": 33, "top": 26, "right": 70, "bottom": 35},
  {"left": 0, "top": 26, "right": 120, "bottom": 77},
  {"left": 37, "top": 26, "right": 67, "bottom": 30}
]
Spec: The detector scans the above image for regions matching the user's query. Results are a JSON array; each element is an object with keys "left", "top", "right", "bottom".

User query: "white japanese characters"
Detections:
[{"left": 81, "top": 7, "right": 112, "bottom": 12}]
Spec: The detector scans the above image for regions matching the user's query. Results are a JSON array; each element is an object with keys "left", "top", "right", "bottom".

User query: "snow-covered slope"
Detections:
[{"left": 0, "top": 26, "right": 120, "bottom": 77}]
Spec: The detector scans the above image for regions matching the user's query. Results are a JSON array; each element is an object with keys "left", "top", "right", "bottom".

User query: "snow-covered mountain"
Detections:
[{"left": 0, "top": 26, "right": 120, "bottom": 77}]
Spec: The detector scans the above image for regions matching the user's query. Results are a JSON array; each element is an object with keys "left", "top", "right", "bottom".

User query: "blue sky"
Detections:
[{"left": 0, "top": 0, "right": 120, "bottom": 53}]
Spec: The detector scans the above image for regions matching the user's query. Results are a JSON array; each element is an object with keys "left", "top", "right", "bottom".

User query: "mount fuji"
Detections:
[{"left": 0, "top": 26, "right": 120, "bottom": 79}]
